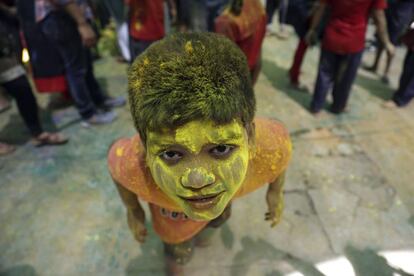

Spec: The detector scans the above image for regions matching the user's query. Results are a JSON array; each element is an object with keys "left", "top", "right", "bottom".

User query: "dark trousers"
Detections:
[
  {"left": 129, "top": 38, "right": 154, "bottom": 63},
  {"left": 2, "top": 75, "right": 43, "bottom": 136},
  {"left": 266, "top": 0, "right": 280, "bottom": 24},
  {"left": 311, "top": 49, "right": 363, "bottom": 112},
  {"left": 393, "top": 50, "right": 414, "bottom": 106},
  {"left": 39, "top": 12, "right": 107, "bottom": 119}
]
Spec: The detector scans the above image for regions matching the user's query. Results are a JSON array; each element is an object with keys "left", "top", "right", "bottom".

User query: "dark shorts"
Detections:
[{"left": 163, "top": 204, "right": 232, "bottom": 264}]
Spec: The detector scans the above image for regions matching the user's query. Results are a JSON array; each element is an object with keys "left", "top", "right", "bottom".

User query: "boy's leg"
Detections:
[
  {"left": 2, "top": 75, "right": 43, "bottom": 137},
  {"left": 393, "top": 50, "right": 414, "bottom": 106},
  {"left": 310, "top": 49, "right": 338, "bottom": 113},
  {"left": 84, "top": 48, "right": 108, "bottom": 107},
  {"left": 164, "top": 239, "right": 195, "bottom": 265},
  {"left": 330, "top": 51, "right": 363, "bottom": 113}
]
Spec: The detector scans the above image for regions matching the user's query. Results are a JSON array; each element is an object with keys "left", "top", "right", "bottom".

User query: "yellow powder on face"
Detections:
[
  {"left": 174, "top": 119, "right": 246, "bottom": 154},
  {"left": 146, "top": 120, "right": 250, "bottom": 220}
]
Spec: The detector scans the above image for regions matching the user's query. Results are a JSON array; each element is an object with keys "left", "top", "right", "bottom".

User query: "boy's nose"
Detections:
[{"left": 180, "top": 168, "right": 215, "bottom": 189}]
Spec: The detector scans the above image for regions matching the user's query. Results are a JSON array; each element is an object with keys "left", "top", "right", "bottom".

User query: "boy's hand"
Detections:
[
  {"left": 265, "top": 190, "right": 283, "bottom": 227},
  {"left": 265, "top": 172, "right": 285, "bottom": 227},
  {"left": 127, "top": 209, "right": 147, "bottom": 243}
]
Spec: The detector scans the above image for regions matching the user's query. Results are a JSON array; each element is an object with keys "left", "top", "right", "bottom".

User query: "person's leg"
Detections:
[
  {"left": 330, "top": 51, "right": 363, "bottom": 113},
  {"left": 266, "top": 0, "right": 280, "bottom": 24},
  {"left": 310, "top": 49, "right": 338, "bottom": 113},
  {"left": 116, "top": 23, "right": 131, "bottom": 62},
  {"left": 0, "top": 88, "right": 11, "bottom": 113},
  {"left": 393, "top": 50, "right": 414, "bottom": 106},
  {"left": 206, "top": 3, "right": 221, "bottom": 32},
  {"left": 2, "top": 75, "right": 43, "bottom": 137},
  {"left": 39, "top": 13, "right": 97, "bottom": 120},
  {"left": 129, "top": 38, "right": 154, "bottom": 63},
  {"left": 289, "top": 38, "right": 308, "bottom": 85},
  {"left": 251, "top": 52, "right": 262, "bottom": 85},
  {"left": 164, "top": 239, "right": 195, "bottom": 265},
  {"left": 367, "top": 42, "right": 383, "bottom": 73},
  {"left": 84, "top": 48, "right": 107, "bottom": 106}
]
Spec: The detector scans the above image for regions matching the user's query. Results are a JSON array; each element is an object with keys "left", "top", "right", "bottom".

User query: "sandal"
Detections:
[
  {"left": 0, "top": 142, "right": 16, "bottom": 155},
  {"left": 32, "top": 132, "right": 69, "bottom": 147}
]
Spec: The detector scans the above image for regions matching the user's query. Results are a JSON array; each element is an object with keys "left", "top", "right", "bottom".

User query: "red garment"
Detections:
[
  {"left": 321, "top": 0, "right": 387, "bottom": 54},
  {"left": 128, "top": 0, "right": 165, "bottom": 41},
  {"left": 214, "top": 0, "right": 267, "bottom": 70}
]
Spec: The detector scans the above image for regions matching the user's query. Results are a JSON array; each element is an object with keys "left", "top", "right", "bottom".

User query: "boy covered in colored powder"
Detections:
[{"left": 107, "top": 32, "right": 291, "bottom": 274}]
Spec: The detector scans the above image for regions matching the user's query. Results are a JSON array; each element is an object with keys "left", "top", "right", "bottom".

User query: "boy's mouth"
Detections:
[{"left": 180, "top": 192, "right": 224, "bottom": 210}]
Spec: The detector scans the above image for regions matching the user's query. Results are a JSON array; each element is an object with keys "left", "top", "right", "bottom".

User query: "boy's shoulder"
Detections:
[
  {"left": 107, "top": 136, "right": 180, "bottom": 211},
  {"left": 235, "top": 117, "right": 292, "bottom": 198}
]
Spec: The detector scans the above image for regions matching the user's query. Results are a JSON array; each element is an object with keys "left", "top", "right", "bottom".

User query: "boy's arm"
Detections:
[
  {"left": 114, "top": 180, "right": 148, "bottom": 243},
  {"left": 265, "top": 171, "right": 285, "bottom": 227},
  {"left": 372, "top": 9, "right": 395, "bottom": 57}
]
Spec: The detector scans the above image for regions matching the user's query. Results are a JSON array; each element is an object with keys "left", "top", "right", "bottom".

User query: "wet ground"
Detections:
[{"left": 1, "top": 28, "right": 414, "bottom": 276}]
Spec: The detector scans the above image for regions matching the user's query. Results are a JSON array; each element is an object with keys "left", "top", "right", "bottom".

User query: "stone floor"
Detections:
[{"left": 1, "top": 30, "right": 414, "bottom": 276}]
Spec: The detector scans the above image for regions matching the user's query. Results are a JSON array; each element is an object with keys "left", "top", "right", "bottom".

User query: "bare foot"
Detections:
[
  {"left": 362, "top": 64, "right": 377, "bottom": 73},
  {"left": 0, "top": 142, "right": 16, "bottom": 155},
  {"left": 383, "top": 100, "right": 398, "bottom": 109},
  {"left": 31, "top": 132, "right": 69, "bottom": 147}
]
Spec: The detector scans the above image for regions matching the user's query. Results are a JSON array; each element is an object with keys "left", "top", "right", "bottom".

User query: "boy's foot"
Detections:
[
  {"left": 362, "top": 64, "right": 377, "bottom": 73},
  {"left": 290, "top": 82, "right": 310, "bottom": 93},
  {"left": 381, "top": 75, "right": 390, "bottom": 84},
  {"left": 103, "top": 96, "right": 126, "bottom": 109},
  {"left": 383, "top": 100, "right": 398, "bottom": 109},
  {"left": 81, "top": 111, "right": 117, "bottom": 128},
  {"left": 0, "top": 142, "right": 16, "bottom": 156}
]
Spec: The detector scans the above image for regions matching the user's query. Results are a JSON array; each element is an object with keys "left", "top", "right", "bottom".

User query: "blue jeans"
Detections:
[
  {"left": 311, "top": 49, "right": 363, "bottom": 112},
  {"left": 39, "top": 12, "right": 107, "bottom": 119}
]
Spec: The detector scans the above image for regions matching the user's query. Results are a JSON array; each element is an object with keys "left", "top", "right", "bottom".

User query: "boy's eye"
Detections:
[
  {"left": 159, "top": 151, "right": 183, "bottom": 162},
  {"left": 209, "top": 144, "right": 235, "bottom": 158}
]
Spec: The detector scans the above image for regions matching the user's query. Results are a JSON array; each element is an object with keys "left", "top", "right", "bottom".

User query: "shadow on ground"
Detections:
[
  {"left": 355, "top": 72, "right": 393, "bottom": 101},
  {"left": 262, "top": 59, "right": 312, "bottom": 111},
  {"left": 231, "top": 237, "right": 414, "bottom": 276},
  {"left": 0, "top": 107, "right": 60, "bottom": 144},
  {"left": 0, "top": 264, "right": 38, "bottom": 276}
]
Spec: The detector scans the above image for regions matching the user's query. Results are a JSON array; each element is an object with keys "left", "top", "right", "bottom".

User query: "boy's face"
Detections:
[{"left": 146, "top": 119, "right": 250, "bottom": 221}]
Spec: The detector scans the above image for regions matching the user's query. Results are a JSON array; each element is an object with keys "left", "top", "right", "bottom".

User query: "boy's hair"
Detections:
[{"left": 128, "top": 32, "right": 256, "bottom": 145}]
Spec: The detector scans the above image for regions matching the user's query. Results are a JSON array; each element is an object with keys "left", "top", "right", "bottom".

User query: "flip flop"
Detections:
[
  {"left": 0, "top": 142, "right": 16, "bottom": 155},
  {"left": 32, "top": 132, "right": 69, "bottom": 147}
]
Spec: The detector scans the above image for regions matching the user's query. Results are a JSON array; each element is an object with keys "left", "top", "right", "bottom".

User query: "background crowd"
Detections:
[{"left": 0, "top": 0, "right": 414, "bottom": 155}]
